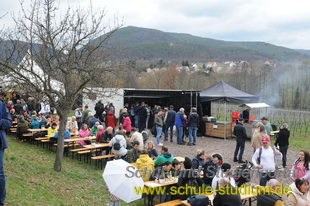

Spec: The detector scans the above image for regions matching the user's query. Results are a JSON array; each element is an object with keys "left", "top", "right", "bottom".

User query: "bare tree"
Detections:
[{"left": 0, "top": 0, "right": 121, "bottom": 171}]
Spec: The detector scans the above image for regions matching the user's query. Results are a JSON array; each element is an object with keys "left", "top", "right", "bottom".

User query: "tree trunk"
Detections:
[{"left": 54, "top": 109, "right": 70, "bottom": 171}]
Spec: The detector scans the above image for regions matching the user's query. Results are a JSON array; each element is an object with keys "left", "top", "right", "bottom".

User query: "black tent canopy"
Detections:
[
  {"left": 199, "top": 81, "right": 259, "bottom": 139},
  {"left": 199, "top": 81, "right": 259, "bottom": 103}
]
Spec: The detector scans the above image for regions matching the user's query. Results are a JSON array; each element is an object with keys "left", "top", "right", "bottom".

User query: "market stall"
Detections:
[
  {"left": 239, "top": 103, "right": 271, "bottom": 138},
  {"left": 199, "top": 81, "right": 259, "bottom": 139}
]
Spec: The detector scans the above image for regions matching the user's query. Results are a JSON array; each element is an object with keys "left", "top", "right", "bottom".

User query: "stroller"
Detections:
[{"left": 233, "top": 160, "right": 253, "bottom": 187}]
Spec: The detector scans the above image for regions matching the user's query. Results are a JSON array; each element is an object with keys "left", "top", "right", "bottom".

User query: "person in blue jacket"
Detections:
[
  {"left": 54, "top": 129, "right": 71, "bottom": 144},
  {"left": 0, "top": 99, "right": 13, "bottom": 206}
]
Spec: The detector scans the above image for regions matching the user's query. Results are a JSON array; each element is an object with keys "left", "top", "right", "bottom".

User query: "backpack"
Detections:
[
  {"left": 113, "top": 139, "right": 121, "bottom": 150},
  {"left": 141, "top": 130, "right": 149, "bottom": 144},
  {"left": 257, "top": 146, "right": 276, "bottom": 165},
  {"left": 99, "top": 132, "right": 107, "bottom": 143},
  {"left": 187, "top": 195, "right": 211, "bottom": 206}
]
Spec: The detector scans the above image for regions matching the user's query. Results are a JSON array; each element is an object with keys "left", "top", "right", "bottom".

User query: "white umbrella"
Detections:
[{"left": 102, "top": 159, "right": 144, "bottom": 203}]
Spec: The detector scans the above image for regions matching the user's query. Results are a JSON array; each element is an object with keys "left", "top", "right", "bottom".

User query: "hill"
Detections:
[{"left": 97, "top": 26, "right": 309, "bottom": 62}]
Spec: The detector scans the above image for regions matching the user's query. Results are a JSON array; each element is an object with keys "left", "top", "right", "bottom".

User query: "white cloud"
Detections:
[{"left": 1, "top": 0, "right": 310, "bottom": 49}]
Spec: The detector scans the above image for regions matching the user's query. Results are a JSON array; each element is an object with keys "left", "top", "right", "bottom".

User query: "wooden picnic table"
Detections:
[
  {"left": 83, "top": 143, "right": 109, "bottom": 149},
  {"left": 144, "top": 178, "right": 178, "bottom": 188},
  {"left": 64, "top": 136, "right": 96, "bottom": 142},
  {"left": 28, "top": 128, "right": 48, "bottom": 132},
  {"left": 45, "top": 132, "right": 79, "bottom": 138}
]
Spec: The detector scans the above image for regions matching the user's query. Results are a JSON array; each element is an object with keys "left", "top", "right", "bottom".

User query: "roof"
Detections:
[
  {"left": 199, "top": 81, "right": 259, "bottom": 103},
  {"left": 239, "top": 103, "right": 271, "bottom": 109}
]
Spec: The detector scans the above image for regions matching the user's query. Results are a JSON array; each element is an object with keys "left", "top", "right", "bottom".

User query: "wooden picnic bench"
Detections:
[
  {"left": 155, "top": 199, "right": 183, "bottom": 206},
  {"left": 91, "top": 154, "right": 118, "bottom": 169}
]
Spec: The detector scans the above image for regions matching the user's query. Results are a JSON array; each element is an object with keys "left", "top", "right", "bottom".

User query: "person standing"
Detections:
[
  {"left": 233, "top": 119, "right": 247, "bottom": 163},
  {"left": 251, "top": 137, "right": 282, "bottom": 186},
  {"left": 174, "top": 108, "right": 186, "bottom": 145},
  {"left": 290, "top": 150, "right": 310, "bottom": 182},
  {"left": 275, "top": 123, "right": 290, "bottom": 169},
  {"left": 261, "top": 117, "right": 272, "bottom": 137},
  {"left": 187, "top": 107, "right": 199, "bottom": 146},
  {"left": 154, "top": 109, "right": 164, "bottom": 146},
  {"left": 164, "top": 105, "right": 176, "bottom": 142},
  {"left": 75, "top": 105, "right": 83, "bottom": 129},
  {"left": 133, "top": 102, "right": 140, "bottom": 129},
  {"left": 0, "top": 98, "right": 12, "bottom": 206},
  {"left": 81, "top": 105, "right": 91, "bottom": 124},
  {"left": 94, "top": 100, "right": 104, "bottom": 122},
  {"left": 138, "top": 102, "right": 147, "bottom": 132}
]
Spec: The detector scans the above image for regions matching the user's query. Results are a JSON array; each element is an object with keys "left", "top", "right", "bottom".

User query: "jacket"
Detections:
[
  {"left": 164, "top": 110, "right": 176, "bottom": 124},
  {"left": 187, "top": 113, "right": 199, "bottom": 128},
  {"left": 148, "top": 148, "right": 158, "bottom": 159},
  {"left": 109, "top": 135, "right": 127, "bottom": 157},
  {"left": 213, "top": 186, "right": 242, "bottom": 206},
  {"left": 91, "top": 125, "right": 98, "bottom": 136},
  {"left": 54, "top": 129, "right": 71, "bottom": 139},
  {"left": 154, "top": 114, "right": 164, "bottom": 127},
  {"left": 251, "top": 132, "right": 264, "bottom": 150},
  {"left": 122, "top": 116, "right": 132, "bottom": 132},
  {"left": 288, "top": 182, "right": 310, "bottom": 206},
  {"left": 290, "top": 158, "right": 310, "bottom": 182},
  {"left": 176, "top": 169, "right": 205, "bottom": 200},
  {"left": 233, "top": 123, "right": 247, "bottom": 142},
  {"left": 136, "top": 154, "right": 154, "bottom": 181},
  {"left": 192, "top": 156, "right": 205, "bottom": 170},
  {"left": 0, "top": 101, "right": 12, "bottom": 149},
  {"left": 275, "top": 128, "right": 290, "bottom": 147},
  {"left": 17, "top": 120, "right": 30, "bottom": 133},
  {"left": 96, "top": 129, "right": 105, "bottom": 142},
  {"left": 31, "top": 120, "right": 40, "bottom": 129},
  {"left": 88, "top": 118, "right": 101, "bottom": 128},
  {"left": 174, "top": 112, "right": 185, "bottom": 127},
  {"left": 154, "top": 152, "right": 174, "bottom": 166},
  {"left": 78, "top": 129, "right": 91, "bottom": 145},
  {"left": 128, "top": 148, "right": 141, "bottom": 163},
  {"left": 130, "top": 132, "right": 144, "bottom": 150},
  {"left": 105, "top": 112, "right": 116, "bottom": 128}
]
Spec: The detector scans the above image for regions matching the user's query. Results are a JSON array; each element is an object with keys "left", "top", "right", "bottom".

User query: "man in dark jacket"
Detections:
[
  {"left": 0, "top": 99, "right": 13, "bottom": 205},
  {"left": 213, "top": 178, "right": 242, "bottom": 206},
  {"left": 138, "top": 102, "right": 147, "bottom": 132},
  {"left": 164, "top": 105, "right": 176, "bottom": 142},
  {"left": 187, "top": 107, "right": 199, "bottom": 146},
  {"left": 13, "top": 100, "right": 23, "bottom": 115},
  {"left": 94, "top": 100, "right": 104, "bottom": 122},
  {"left": 233, "top": 119, "right": 247, "bottom": 163}
]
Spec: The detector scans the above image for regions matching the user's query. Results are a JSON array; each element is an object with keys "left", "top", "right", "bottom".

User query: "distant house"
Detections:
[
  {"left": 264, "top": 60, "right": 276, "bottom": 67},
  {"left": 206, "top": 62, "right": 217, "bottom": 68},
  {"left": 190, "top": 63, "right": 199, "bottom": 71}
]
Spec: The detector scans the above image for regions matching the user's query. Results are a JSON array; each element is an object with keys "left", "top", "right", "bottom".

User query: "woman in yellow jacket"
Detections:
[{"left": 136, "top": 149, "right": 154, "bottom": 181}]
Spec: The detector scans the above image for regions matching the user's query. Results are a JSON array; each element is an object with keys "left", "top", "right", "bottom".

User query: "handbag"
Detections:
[{"left": 187, "top": 195, "right": 211, "bottom": 206}]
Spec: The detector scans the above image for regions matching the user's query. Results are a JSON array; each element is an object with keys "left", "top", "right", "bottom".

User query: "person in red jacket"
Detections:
[
  {"left": 121, "top": 113, "right": 132, "bottom": 136},
  {"left": 106, "top": 109, "right": 116, "bottom": 133}
]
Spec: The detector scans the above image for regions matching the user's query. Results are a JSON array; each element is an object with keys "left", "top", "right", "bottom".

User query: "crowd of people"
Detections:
[{"left": 2, "top": 93, "right": 310, "bottom": 206}]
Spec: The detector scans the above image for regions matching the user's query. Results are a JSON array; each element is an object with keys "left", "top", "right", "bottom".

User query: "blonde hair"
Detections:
[
  {"left": 281, "top": 123, "right": 288, "bottom": 129},
  {"left": 147, "top": 141, "right": 155, "bottom": 149},
  {"left": 197, "top": 149, "right": 205, "bottom": 156}
]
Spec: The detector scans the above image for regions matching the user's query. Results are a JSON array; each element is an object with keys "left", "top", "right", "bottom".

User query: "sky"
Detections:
[{"left": 1, "top": 0, "right": 310, "bottom": 50}]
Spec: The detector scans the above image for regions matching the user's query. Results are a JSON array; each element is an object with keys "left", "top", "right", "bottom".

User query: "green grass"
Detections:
[{"left": 5, "top": 136, "right": 144, "bottom": 206}]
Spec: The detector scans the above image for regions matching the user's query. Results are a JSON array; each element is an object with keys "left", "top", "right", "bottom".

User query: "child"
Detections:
[{"left": 106, "top": 186, "right": 121, "bottom": 206}]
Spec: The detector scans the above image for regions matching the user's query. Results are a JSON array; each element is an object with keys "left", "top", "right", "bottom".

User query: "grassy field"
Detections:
[{"left": 4, "top": 136, "right": 143, "bottom": 206}]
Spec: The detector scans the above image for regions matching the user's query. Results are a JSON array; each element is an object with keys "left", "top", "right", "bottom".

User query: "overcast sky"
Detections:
[{"left": 1, "top": 0, "right": 310, "bottom": 49}]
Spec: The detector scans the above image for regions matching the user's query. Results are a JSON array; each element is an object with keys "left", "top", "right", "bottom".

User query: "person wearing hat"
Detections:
[
  {"left": 261, "top": 117, "right": 272, "bottom": 137},
  {"left": 233, "top": 119, "right": 247, "bottom": 163},
  {"left": 252, "top": 136, "right": 282, "bottom": 186},
  {"left": 211, "top": 163, "right": 236, "bottom": 191}
]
